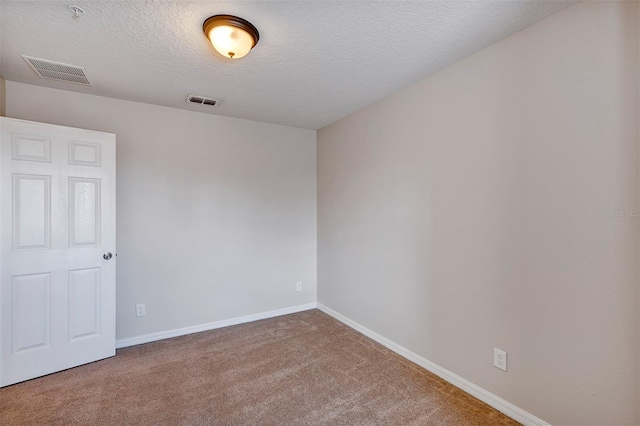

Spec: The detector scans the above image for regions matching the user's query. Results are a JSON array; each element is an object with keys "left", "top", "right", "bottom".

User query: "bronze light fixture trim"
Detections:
[{"left": 203, "top": 15, "right": 260, "bottom": 59}]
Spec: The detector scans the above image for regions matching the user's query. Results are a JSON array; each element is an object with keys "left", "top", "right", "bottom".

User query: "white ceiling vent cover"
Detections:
[
  {"left": 22, "top": 55, "right": 91, "bottom": 85},
  {"left": 186, "top": 95, "right": 220, "bottom": 106}
]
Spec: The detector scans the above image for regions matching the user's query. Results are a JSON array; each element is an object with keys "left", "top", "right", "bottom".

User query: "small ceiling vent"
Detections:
[
  {"left": 22, "top": 55, "right": 91, "bottom": 85},
  {"left": 186, "top": 94, "right": 220, "bottom": 106}
]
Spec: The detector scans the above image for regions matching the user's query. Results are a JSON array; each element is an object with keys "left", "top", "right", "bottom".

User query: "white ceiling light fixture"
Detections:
[{"left": 203, "top": 15, "right": 259, "bottom": 59}]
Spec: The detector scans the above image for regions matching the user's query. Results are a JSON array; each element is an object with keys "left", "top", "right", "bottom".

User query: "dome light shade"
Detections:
[{"left": 203, "top": 15, "right": 259, "bottom": 59}]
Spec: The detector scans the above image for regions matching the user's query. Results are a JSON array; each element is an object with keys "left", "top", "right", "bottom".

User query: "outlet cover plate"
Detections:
[
  {"left": 494, "top": 348, "right": 507, "bottom": 371},
  {"left": 136, "top": 303, "right": 146, "bottom": 317}
]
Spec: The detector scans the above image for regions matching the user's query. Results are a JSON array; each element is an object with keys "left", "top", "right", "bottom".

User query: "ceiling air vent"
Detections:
[
  {"left": 22, "top": 56, "right": 91, "bottom": 86},
  {"left": 186, "top": 94, "right": 220, "bottom": 106}
]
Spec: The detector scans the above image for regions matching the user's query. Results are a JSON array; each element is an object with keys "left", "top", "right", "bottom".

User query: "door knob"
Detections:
[{"left": 103, "top": 252, "right": 113, "bottom": 260}]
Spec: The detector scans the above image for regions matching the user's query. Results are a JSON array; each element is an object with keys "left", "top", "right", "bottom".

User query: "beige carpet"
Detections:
[{"left": 1, "top": 309, "right": 519, "bottom": 425}]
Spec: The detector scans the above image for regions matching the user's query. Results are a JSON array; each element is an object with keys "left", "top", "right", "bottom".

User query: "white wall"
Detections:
[
  {"left": 318, "top": 2, "right": 638, "bottom": 425},
  {"left": 5, "top": 81, "right": 317, "bottom": 341}
]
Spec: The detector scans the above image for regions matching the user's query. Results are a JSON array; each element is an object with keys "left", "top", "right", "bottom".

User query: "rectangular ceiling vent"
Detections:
[
  {"left": 186, "top": 94, "right": 220, "bottom": 107},
  {"left": 22, "top": 55, "right": 91, "bottom": 86}
]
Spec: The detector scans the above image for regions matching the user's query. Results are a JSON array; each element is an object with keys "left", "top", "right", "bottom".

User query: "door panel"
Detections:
[
  {"left": 69, "top": 177, "right": 100, "bottom": 247},
  {"left": 12, "top": 273, "right": 50, "bottom": 352},
  {"left": 12, "top": 134, "right": 51, "bottom": 163},
  {"left": 13, "top": 174, "right": 51, "bottom": 250},
  {"left": 1, "top": 117, "right": 116, "bottom": 387},
  {"left": 68, "top": 141, "right": 100, "bottom": 167},
  {"left": 68, "top": 268, "right": 100, "bottom": 340}
]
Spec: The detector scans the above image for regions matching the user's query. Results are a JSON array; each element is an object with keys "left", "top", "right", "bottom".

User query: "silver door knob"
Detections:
[{"left": 103, "top": 252, "right": 113, "bottom": 260}]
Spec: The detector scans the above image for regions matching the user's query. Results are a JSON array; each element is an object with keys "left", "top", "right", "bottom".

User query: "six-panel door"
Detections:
[{"left": 0, "top": 117, "right": 116, "bottom": 386}]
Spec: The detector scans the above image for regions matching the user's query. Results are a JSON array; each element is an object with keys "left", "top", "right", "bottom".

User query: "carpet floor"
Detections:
[{"left": 1, "top": 309, "right": 520, "bottom": 425}]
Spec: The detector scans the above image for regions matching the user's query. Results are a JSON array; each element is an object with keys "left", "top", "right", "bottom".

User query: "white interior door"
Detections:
[{"left": 0, "top": 117, "right": 116, "bottom": 387}]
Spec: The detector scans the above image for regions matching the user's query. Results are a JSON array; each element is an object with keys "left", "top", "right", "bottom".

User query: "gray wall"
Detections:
[
  {"left": 5, "top": 81, "right": 317, "bottom": 341},
  {"left": 317, "top": 2, "right": 638, "bottom": 425}
]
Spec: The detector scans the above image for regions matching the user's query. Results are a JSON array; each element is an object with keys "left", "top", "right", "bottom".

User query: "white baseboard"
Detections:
[
  {"left": 116, "top": 302, "right": 317, "bottom": 349},
  {"left": 316, "top": 303, "right": 551, "bottom": 426}
]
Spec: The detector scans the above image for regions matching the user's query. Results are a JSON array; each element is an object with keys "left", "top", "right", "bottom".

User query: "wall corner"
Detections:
[{"left": 0, "top": 77, "right": 6, "bottom": 116}]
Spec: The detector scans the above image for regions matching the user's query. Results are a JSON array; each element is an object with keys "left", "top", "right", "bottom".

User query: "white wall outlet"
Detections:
[
  {"left": 296, "top": 281, "right": 303, "bottom": 291},
  {"left": 494, "top": 348, "right": 507, "bottom": 371},
  {"left": 136, "top": 303, "right": 146, "bottom": 317}
]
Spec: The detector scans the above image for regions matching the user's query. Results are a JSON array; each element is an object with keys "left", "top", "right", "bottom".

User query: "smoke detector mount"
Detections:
[{"left": 68, "top": 5, "right": 85, "bottom": 19}]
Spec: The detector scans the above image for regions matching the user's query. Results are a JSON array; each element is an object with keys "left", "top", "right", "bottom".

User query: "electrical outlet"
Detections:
[
  {"left": 296, "top": 281, "right": 302, "bottom": 292},
  {"left": 494, "top": 348, "right": 507, "bottom": 371},
  {"left": 136, "top": 303, "right": 146, "bottom": 317}
]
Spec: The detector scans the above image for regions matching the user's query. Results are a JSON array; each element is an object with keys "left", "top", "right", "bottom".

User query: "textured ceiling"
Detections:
[{"left": 0, "top": 1, "right": 574, "bottom": 130}]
